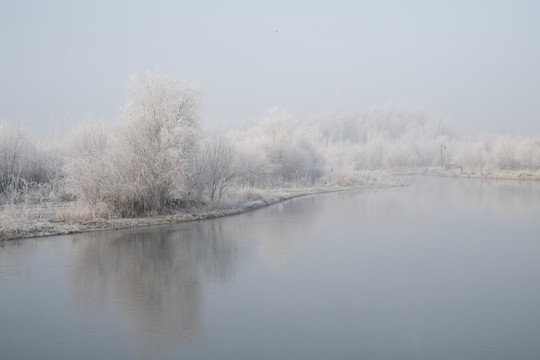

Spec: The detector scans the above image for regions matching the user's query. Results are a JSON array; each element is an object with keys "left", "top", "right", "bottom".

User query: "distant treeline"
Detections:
[{"left": 1, "top": 70, "right": 539, "bottom": 215}]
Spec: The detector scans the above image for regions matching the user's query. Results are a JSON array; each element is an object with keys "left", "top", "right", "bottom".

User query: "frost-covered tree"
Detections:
[
  {"left": 110, "top": 70, "right": 203, "bottom": 215},
  {"left": 0, "top": 122, "right": 28, "bottom": 194},
  {"left": 492, "top": 137, "right": 517, "bottom": 170},
  {"left": 231, "top": 130, "right": 271, "bottom": 187},
  {"left": 0, "top": 121, "right": 59, "bottom": 202},
  {"left": 65, "top": 70, "right": 203, "bottom": 216},
  {"left": 258, "top": 107, "right": 324, "bottom": 184},
  {"left": 183, "top": 144, "right": 209, "bottom": 201},
  {"left": 516, "top": 138, "right": 540, "bottom": 171},
  {"left": 65, "top": 119, "right": 110, "bottom": 206},
  {"left": 457, "top": 139, "right": 488, "bottom": 172}
]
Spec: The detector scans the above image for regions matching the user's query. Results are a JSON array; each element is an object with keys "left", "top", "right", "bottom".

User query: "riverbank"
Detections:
[
  {"left": 395, "top": 167, "right": 540, "bottom": 180},
  {"left": 0, "top": 184, "right": 393, "bottom": 242},
  {"left": 3, "top": 169, "right": 538, "bottom": 242}
]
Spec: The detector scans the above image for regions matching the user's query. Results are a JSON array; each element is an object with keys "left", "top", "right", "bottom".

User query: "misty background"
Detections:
[{"left": 1, "top": 0, "right": 539, "bottom": 136}]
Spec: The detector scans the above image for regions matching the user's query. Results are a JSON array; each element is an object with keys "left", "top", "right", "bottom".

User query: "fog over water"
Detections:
[{"left": 1, "top": 1, "right": 539, "bottom": 135}]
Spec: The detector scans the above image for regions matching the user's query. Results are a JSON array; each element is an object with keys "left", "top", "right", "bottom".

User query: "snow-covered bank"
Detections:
[
  {"left": 3, "top": 167, "right": 540, "bottom": 242},
  {"left": 0, "top": 185, "right": 394, "bottom": 241},
  {"left": 453, "top": 170, "right": 540, "bottom": 181},
  {"left": 407, "top": 167, "right": 540, "bottom": 180}
]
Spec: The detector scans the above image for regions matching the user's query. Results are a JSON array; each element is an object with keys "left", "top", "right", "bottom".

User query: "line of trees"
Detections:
[{"left": 1, "top": 70, "right": 539, "bottom": 215}]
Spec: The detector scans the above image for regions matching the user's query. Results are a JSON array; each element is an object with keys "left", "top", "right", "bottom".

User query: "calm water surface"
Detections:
[{"left": 1, "top": 177, "right": 540, "bottom": 359}]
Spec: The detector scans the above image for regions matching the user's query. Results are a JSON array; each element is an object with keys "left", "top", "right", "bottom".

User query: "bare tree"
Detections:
[{"left": 203, "top": 137, "right": 239, "bottom": 204}]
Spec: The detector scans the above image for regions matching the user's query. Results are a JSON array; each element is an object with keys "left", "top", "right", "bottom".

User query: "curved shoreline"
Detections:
[
  {"left": 0, "top": 185, "right": 395, "bottom": 242},
  {"left": 3, "top": 169, "right": 539, "bottom": 242}
]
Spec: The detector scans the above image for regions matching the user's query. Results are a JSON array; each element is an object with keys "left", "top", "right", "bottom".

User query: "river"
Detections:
[{"left": 1, "top": 176, "right": 540, "bottom": 360}]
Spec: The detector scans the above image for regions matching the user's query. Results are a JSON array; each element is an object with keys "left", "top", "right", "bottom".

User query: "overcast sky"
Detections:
[{"left": 1, "top": 0, "right": 539, "bottom": 136}]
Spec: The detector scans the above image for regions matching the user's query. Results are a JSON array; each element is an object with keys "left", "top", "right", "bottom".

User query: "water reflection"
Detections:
[
  {"left": 0, "top": 239, "right": 36, "bottom": 280},
  {"left": 67, "top": 195, "right": 322, "bottom": 353},
  {"left": 364, "top": 177, "right": 540, "bottom": 225},
  {"left": 251, "top": 197, "right": 321, "bottom": 266},
  {"left": 70, "top": 220, "right": 239, "bottom": 350},
  {"left": 2, "top": 177, "right": 539, "bottom": 360}
]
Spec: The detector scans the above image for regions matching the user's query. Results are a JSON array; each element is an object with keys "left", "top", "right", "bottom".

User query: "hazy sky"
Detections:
[{"left": 1, "top": 0, "right": 539, "bottom": 136}]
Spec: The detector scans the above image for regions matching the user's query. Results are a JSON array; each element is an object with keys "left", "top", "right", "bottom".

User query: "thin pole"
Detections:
[{"left": 440, "top": 145, "right": 446, "bottom": 169}]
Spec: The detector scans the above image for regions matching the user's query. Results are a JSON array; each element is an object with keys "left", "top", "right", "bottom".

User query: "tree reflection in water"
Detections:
[
  {"left": 70, "top": 219, "right": 238, "bottom": 351},
  {"left": 67, "top": 194, "right": 321, "bottom": 356}
]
